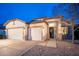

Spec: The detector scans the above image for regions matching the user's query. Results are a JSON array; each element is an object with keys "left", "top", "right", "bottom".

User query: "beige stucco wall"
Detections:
[
  {"left": 57, "top": 20, "right": 62, "bottom": 40},
  {"left": 5, "top": 19, "right": 28, "bottom": 40},
  {"left": 4, "top": 18, "right": 63, "bottom": 41},
  {"left": 23, "top": 26, "right": 28, "bottom": 40},
  {"left": 6, "top": 20, "right": 27, "bottom": 28},
  {"left": 45, "top": 18, "right": 62, "bottom": 40},
  {"left": 29, "top": 22, "right": 48, "bottom": 41}
]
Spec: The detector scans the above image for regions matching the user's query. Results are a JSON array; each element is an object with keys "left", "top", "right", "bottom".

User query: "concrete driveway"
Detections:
[
  {"left": 0, "top": 39, "right": 37, "bottom": 56},
  {"left": 0, "top": 39, "right": 57, "bottom": 56}
]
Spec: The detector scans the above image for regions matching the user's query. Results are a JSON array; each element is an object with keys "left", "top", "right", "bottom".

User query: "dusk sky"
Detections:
[{"left": 0, "top": 3, "right": 79, "bottom": 24}]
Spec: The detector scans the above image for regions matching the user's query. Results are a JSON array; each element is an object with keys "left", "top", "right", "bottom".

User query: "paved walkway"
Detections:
[
  {"left": 47, "top": 39, "right": 57, "bottom": 48},
  {"left": 38, "top": 39, "right": 57, "bottom": 48}
]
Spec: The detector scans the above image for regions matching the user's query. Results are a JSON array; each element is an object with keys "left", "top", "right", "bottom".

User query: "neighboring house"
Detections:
[
  {"left": 74, "top": 24, "right": 79, "bottom": 40},
  {"left": 3, "top": 16, "right": 71, "bottom": 41},
  {"left": 0, "top": 24, "right": 6, "bottom": 39},
  {"left": 4, "top": 19, "right": 28, "bottom": 40}
]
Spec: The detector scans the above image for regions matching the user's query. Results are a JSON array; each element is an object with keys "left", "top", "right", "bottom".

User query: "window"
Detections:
[
  {"left": 62, "top": 27, "right": 68, "bottom": 35},
  {"left": 13, "top": 21, "right": 15, "bottom": 25}
]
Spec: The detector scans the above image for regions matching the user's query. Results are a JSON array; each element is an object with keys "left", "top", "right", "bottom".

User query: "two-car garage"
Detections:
[{"left": 4, "top": 19, "right": 48, "bottom": 41}]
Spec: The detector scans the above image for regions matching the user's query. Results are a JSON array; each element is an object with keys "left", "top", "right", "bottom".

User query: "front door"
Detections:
[{"left": 49, "top": 27, "right": 55, "bottom": 38}]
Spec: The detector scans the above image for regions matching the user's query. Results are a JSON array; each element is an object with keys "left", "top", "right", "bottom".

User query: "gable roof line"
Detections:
[
  {"left": 32, "top": 16, "right": 64, "bottom": 21},
  {"left": 31, "top": 20, "right": 48, "bottom": 25},
  {"left": 3, "top": 18, "right": 29, "bottom": 26}
]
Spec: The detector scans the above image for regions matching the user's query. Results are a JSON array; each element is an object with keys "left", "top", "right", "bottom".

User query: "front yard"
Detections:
[
  {"left": 22, "top": 40, "right": 79, "bottom": 56},
  {"left": 0, "top": 39, "right": 79, "bottom": 56}
]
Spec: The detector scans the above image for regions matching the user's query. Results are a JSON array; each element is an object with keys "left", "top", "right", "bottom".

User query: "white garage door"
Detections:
[
  {"left": 31, "top": 27, "right": 42, "bottom": 41},
  {"left": 8, "top": 28, "right": 23, "bottom": 40}
]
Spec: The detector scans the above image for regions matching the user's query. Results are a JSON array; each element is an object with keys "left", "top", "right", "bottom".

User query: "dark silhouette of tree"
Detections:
[{"left": 66, "top": 4, "right": 79, "bottom": 43}]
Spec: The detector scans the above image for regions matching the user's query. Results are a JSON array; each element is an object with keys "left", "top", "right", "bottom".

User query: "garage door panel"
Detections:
[
  {"left": 31, "top": 28, "right": 42, "bottom": 41},
  {"left": 8, "top": 28, "right": 23, "bottom": 40}
]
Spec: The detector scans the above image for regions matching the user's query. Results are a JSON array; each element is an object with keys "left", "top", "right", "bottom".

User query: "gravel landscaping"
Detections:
[{"left": 22, "top": 40, "right": 79, "bottom": 56}]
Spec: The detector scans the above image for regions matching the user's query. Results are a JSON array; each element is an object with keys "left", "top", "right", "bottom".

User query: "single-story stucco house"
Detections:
[{"left": 3, "top": 16, "right": 71, "bottom": 41}]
